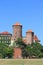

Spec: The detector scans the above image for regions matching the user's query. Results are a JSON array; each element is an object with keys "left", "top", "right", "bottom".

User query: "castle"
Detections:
[
  {"left": 0, "top": 22, "right": 40, "bottom": 45},
  {"left": 11, "top": 22, "right": 40, "bottom": 45},
  {"left": 12, "top": 22, "right": 40, "bottom": 58},
  {"left": 0, "top": 22, "right": 40, "bottom": 59}
]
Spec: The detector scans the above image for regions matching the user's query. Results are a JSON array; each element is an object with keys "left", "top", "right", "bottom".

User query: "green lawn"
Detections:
[{"left": 0, "top": 59, "right": 43, "bottom": 65}]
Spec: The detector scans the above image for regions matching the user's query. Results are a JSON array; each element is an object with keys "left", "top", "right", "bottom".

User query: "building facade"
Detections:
[{"left": 0, "top": 31, "right": 12, "bottom": 45}]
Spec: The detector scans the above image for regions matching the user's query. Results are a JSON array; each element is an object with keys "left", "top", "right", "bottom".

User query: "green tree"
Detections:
[
  {"left": 31, "top": 42, "right": 43, "bottom": 58},
  {"left": 0, "top": 43, "right": 13, "bottom": 58},
  {"left": 15, "top": 38, "right": 26, "bottom": 49},
  {"left": 25, "top": 42, "right": 43, "bottom": 58},
  {"left": 26, "top": 44, "right": 33, "bottom": 58},
  {"left": 5, "top": 46, "right": 14, "bottom": 58},
  {"left": 0, "top": 43, "right": 8, "bottom": 58}
]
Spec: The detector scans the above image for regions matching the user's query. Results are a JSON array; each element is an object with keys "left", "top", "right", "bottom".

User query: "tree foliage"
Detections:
[
  {"left": 14, "top": 38, "right": 26, "bottom": 49},
  {"left": 0, "top": 43, "right": 13, "bottom": 58},
  {"left": 14, "top": 38, "right": 43, "bottom": 58},
  {"left": 26, "top": 43, "right": 43, "bottom": 58},
  {"left": 0, "top": 38, "right": 43, "bottom": 59}
]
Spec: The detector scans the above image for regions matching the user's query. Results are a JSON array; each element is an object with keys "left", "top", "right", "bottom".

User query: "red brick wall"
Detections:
[
  {"left": 12, "top": 25, "right": 22, "bottom": 41},
  {"left": 13, "top": 48, "right": 22, "bottom": 59}
]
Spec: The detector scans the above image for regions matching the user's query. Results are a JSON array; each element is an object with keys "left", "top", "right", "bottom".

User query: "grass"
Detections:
[{"left": 0, "top": 59, "right": 43, "bottom": 65}]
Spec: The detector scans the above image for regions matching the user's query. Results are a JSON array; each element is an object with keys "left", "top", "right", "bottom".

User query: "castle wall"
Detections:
[{"left": 13, "top": 47, "right": 22, "bottom": 59}]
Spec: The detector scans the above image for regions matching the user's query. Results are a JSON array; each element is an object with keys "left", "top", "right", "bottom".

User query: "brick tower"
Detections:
[
  {"left": 26, "top": 30, "right": 34, "bottom": 44},
  {"left": 12, "top": 22, "right": 22, "bottom": 41}
]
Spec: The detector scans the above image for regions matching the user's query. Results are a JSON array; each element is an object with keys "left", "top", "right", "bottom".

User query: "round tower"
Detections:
[
  {"left": 12, "top": 22, "right": 22, "bottom": 41},
  {"left": 26, "top": 30, "right": 34, "bottom": 44}
]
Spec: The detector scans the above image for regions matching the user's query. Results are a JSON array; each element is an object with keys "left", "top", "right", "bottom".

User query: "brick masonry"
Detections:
[{"left": 13, "top": 47, "right": 22, "bottom": 59}]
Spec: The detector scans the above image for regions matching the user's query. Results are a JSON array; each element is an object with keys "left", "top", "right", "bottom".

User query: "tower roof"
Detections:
[
  {"left": 34, "top": 35, "right": 40, "bottom": 42},
  {"left": 13, "top": 22, "right": 22, "bottom": 26},
  {"left": 34, "top": 35, "right": 38, "bottom": 41},
  {"left": 26, "top": 30, "right": 33, "bottom": 33}
]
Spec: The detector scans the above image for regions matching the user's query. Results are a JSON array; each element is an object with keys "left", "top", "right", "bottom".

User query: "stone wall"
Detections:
[{"left": 13, "top": 47, "right": 22, "bottom": 59}]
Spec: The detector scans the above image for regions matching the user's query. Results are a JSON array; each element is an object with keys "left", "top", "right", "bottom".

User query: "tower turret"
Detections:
[
  {"left": 26, "top": 30, "right": 34, "bottom": 44},
  {"left": 12, "top": 22, "right": 22, "bottom": 41}
]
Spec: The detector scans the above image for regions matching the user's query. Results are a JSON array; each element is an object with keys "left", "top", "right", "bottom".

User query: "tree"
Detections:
[
  {"left": 25, "top": 42, "right": 43, "bottom": 58},
  {"left": 5, "top": 46, "right": 14, "bottom": 58},
  {"left": 31, "top": 42, "right": 43, "bottom": 58},
  {"left": 0, "top": 43, "right": 13, "bottom": 58},
  {"left": 0, "top": 43, "right": 8, "bottom": 58},
  {"left": 26, "top": 44, "right": 33, "bottom": 58},
  {"left": 15, "top": 38, "right": 26, "bottom": 49}
]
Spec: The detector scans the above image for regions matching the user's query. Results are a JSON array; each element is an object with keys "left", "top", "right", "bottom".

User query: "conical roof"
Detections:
[
  {"left": 26, "top": 30, "right": 33, "bottom": 33},
  {"left": 13, "top": 22, "right": 22, "bottom": 26}
]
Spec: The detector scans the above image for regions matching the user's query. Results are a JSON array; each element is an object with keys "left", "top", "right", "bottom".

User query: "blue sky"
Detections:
[{"left": 0, "top": 0, "right": 43, "bottom": 44}]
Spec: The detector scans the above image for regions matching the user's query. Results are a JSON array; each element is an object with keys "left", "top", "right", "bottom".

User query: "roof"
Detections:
[
  {"left": 13, "top": 22, "right": 22, "bottom": 26},
  {"left": 26, "top": 30, "right": 33, "bottom": 33},
  {"left": 0, "top": 31, "right": 12, "bottom": 35},
  {"left": 34, "top": 35, "right": 38, "bottom": 40},
  {"left": 34, "top": 35, "right": 40, "bottom": 42}
]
